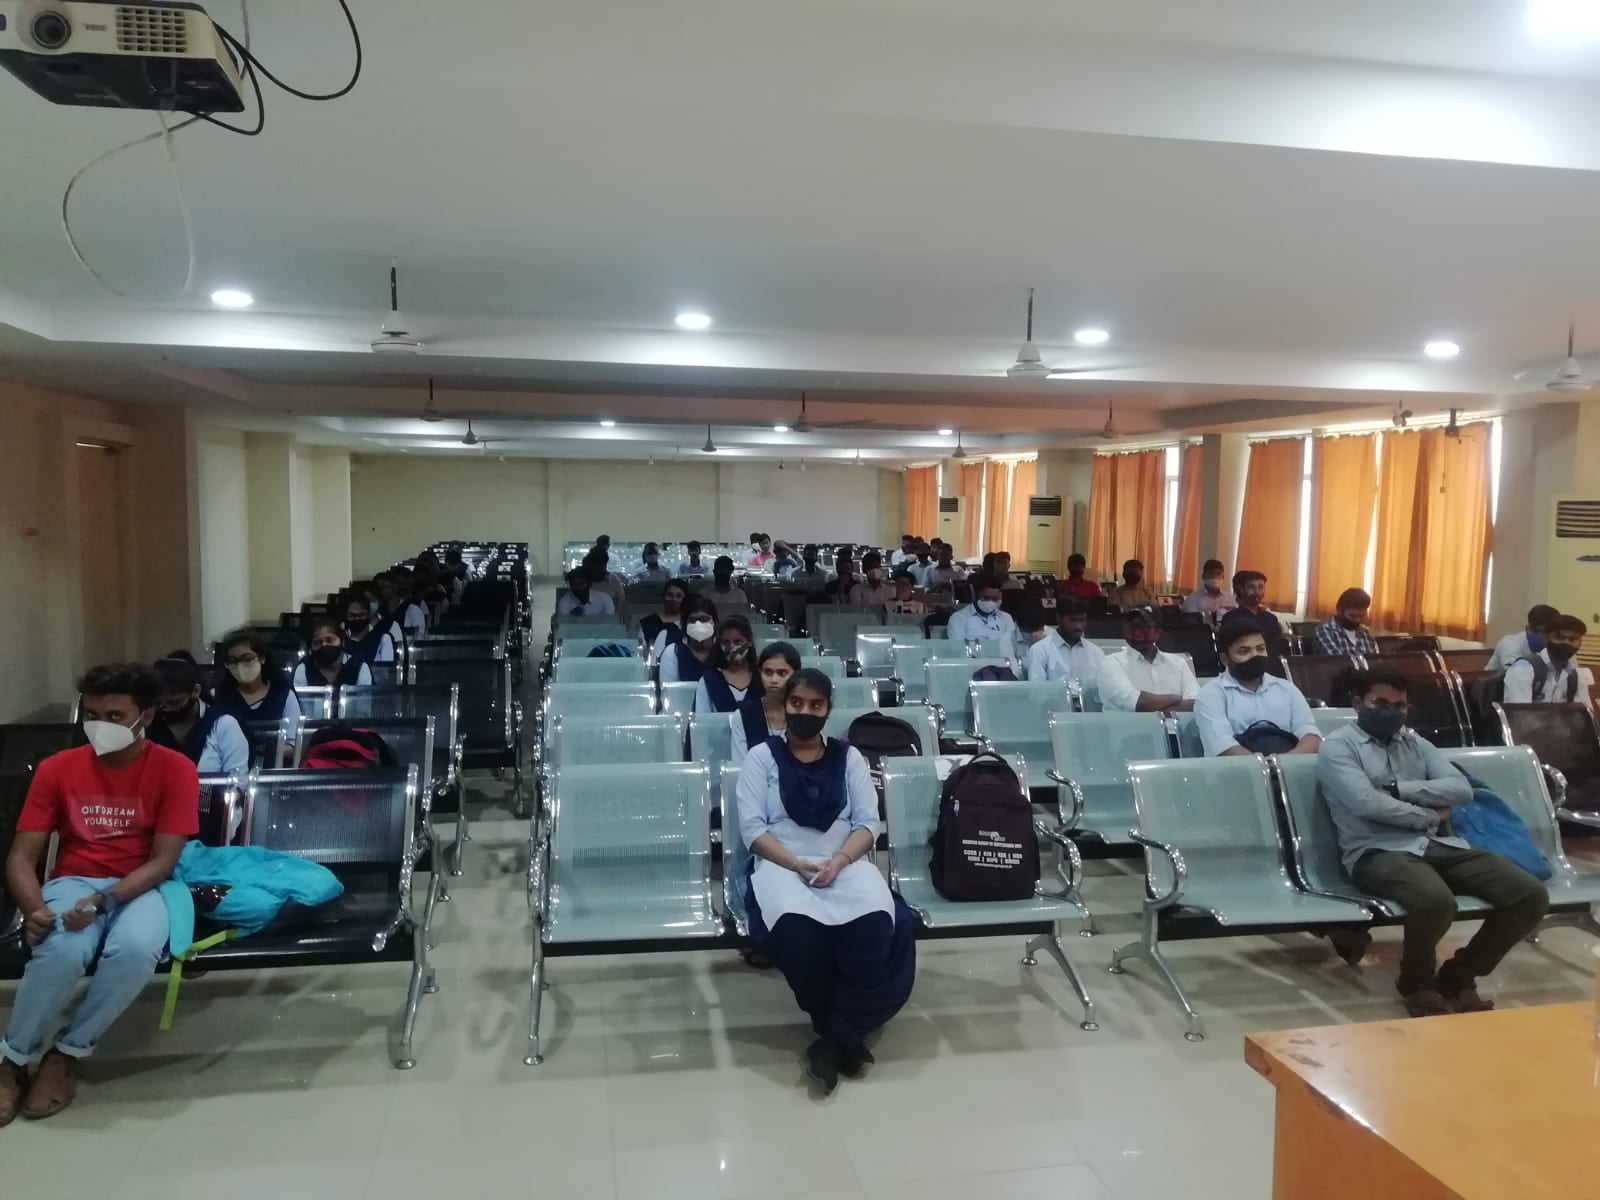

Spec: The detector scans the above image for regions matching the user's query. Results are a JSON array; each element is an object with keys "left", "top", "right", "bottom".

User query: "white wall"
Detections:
[
  {"left": 349, "top": 454, "right": 900, "bottom": 574},
  {"left": 196, "top": 426, "right": 251, "bottom": 641}
]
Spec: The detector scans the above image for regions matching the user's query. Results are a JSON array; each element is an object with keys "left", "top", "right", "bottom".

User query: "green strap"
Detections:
[{"left": 159, "top": 929, "right": 238, "bottom": 1031}]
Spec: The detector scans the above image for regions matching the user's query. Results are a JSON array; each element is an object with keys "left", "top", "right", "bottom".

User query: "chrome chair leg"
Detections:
[
  {"left": 1042, "top": 928, "right": 1099, "bottom": 1031},
  {"left": 396, "top": 919, "right": 428, "bottom": 1069},
  {"left": 1108, "top": 910, "right": 1204, "bottom": 1040},
  {"left": 451, "top": 802, "right": 468, "bottom": 876},
  {"left": 524, "top": 924, "right": 547, "bottom": 1066}
]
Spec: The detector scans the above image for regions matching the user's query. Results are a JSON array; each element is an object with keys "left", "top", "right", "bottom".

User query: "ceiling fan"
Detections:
[
  {"left": 951, "top": 430, "right": 969, "bottom": 459},
  {"left": 1392, "top": 402, "right": 1413, "bottom": 430},
  {"left": 371, "top": 260, "right": 422, "bottom": 355},
  {"left": 1000, "top": 288, "right": 1143, "bottom": 379},
  {"left": 1443, "top": 408, "right": 1462, "bottom": 440},
  {"left": 1545, "top": 316, "right": 1589, "bottom": 393},
  {"left": 790, "top": 390, "right": 873, "bottom": 434},
  {"left": 459, "top": 419, "right": 504, "bottom": 449},
  {"left": 419, "top": 379, "right": 443, "bottom": 422},
  {"left": 700, "top": 424, "right": 718, "bottom": 453},
  {"left": 1099, "top": 398, "right": 1119, "bottom": 440}
]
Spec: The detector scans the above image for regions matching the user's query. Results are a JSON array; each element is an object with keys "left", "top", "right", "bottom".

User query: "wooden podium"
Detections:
[{"left": 1246, "top": 1003, "right": 1599, "bottom": 1200}]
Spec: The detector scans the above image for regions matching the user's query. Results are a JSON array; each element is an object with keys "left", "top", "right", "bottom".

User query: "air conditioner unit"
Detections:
[
  {"left": 936, "top": 495, "right": 963, "bottom": 557},
  {"left": 0, "top": 1, "right": 246, "bottom": 111},
  {"left": 1024, "top": 495, "right": 1064, "bottom": 571},
  {"left": 1548, "top": 496, "right": 1600, "bottom": 668}
]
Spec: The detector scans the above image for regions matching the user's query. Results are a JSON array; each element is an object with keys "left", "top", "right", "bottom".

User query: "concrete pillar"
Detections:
[{"left": 1198, "top": 433, "right": 1249, "bottom": 574}]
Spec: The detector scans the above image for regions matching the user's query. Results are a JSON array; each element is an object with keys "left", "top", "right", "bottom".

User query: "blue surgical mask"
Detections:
[
  {"left": 1526, "top": 632, "right": 1545, "bottom": 653},
  {"left": 976, "top": 599, "right": 999, "bottom": 616},
  {"left": 1356, "top": 706, "right": 1406, "bottom": 742}
]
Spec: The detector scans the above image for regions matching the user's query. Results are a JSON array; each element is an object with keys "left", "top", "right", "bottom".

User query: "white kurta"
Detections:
[{"left": 736, "top": 739, "right": 892, "bottom": 927}]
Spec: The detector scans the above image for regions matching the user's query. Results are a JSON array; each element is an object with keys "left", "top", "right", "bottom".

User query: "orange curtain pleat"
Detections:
[
  {"left": 1370, "top": 430, "right": 1427, "bottom": 632},
  {"left": 958, "top": 461, "right": 984, "bottom": 559},
  {"left": 1172, "top": 444, "right": 1203, "bottom": 592},
  {"left": 982, "top": 460, "right": 1010, "bottom": 555},
  {"left": 1416, "top": 424, "right": 1493, "bottom": 640},
  {"left": 1006, "top": 459, "right": 1038, "bottom": 563},
  {"left": 1087, "top": 454, "right": 1117, "bottom": 580},
  {"left": 903, "top": 466, "right": 938, "bottom": 542},
  {"left": 1087, "top": 450, "right": 1167, "bottom": 585},
  {"left": 1307, "top": 434, "right": 1378, "bottom": 619},
  {"left": 1235, "top": 438, "right": 1305, "bottom": 611}
]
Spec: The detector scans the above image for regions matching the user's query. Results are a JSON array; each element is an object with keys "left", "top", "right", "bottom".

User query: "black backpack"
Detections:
[
  {"left": 928, "top": 752, "right": 1039, "bottom": 901},
  {"left": 970, "top": 663, "right": 1019, "bottom": 682},
  {"left": 845, "top": 712, "right": 921, "bottom": 800}
]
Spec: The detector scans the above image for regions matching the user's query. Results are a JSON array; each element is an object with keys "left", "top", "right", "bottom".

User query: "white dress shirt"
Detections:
[
  {"left": 1503, "top": 649, "right": 1596, "bottom": 707},
  {"left": 557, "top": 590, "right": 617, "bottom": 615},
  {"left": 1026, "top": 631, "right": 1105, "bottom": 684},
  {"left": 1192, "top": 671, "right": 1319, "bottom": 756},
  {"left": 1485, "top": 631, "right": 1538, "bottom": 673},
  {"left": 945, "top": 603, "right": 1017, "bottom": 645},
  {"left": 1097, "top": 647, "right": 1200, "bottom": 712}
]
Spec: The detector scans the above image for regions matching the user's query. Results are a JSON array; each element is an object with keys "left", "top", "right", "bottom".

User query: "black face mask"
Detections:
[
  {"left": 346, "top": 615, "right": 369, "bottom": 632},
  {"left": 803, "top": 559, "right": 818, "bottom": 572},
  {"left": 1228, "top": 654, "right": 1270, "bottom": 682},
  {"left": 1547, "top": 642, "right": 1578, "bottom": 664},
  {"left": 313, "top": 644, "right": 345, "bottom": 669},
  {"left": 1060, "top": 626, "right": 1083, "bottom": 645},
  {"left": 787, "top": 711, "right": 826, "bottom": 740},
  {"left": 163, "top": 699, "right": 197, "bottom": 724},
  {"left": 714, "top": 573, "right": 733, "bottom": 587},
  {"left": 1337, "top": 614, "right": 1363, "bottom": 631}
]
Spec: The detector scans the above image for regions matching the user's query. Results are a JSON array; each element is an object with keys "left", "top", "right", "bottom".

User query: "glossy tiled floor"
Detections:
[{"left": 4, "top": 781, "right": 1596, "bottom": 1200}]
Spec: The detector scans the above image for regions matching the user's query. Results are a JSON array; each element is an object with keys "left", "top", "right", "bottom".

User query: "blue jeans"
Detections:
[{"left": 0, "top": 876, "right": 169, "bottom": 1064}]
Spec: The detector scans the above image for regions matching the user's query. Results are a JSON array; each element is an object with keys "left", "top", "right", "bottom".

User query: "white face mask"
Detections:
[
  {"left": 228, "top": 661, "right": 263, "bottom": 685},
  {"left": 686, "top": 619, "right": 715, "bottom": 643},
  {"left": 84, "top": 718, "right": 140, "bottom": 757},
  {"left": 975, "top": 599, "right": 999, "bottom": 615}
]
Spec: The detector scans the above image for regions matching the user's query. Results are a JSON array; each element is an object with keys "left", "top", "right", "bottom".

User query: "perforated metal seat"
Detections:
[
  {"left": 830, "top": 678, "right": 876, "bottom": 709},
  {"left": 817, "top": 611, "right": 883, "bottom": 657},
  {"left": 541, "top": 683, "right": 657, "bottom": 742},
  {"left": 970, "top": 681, "right": 1075, "bottom": 785},
  {"left": 547, "top": 715, "right": 686, "bottom": 770},
  {"left": 1312, "top": 708, "right": 1358, "bottom": 737},
  {"left": 924, "top": 658, "right": 1011, "bottom": 738},
  {"left": 801, "top": 655, "right": 846, "bottom": 680},
  {"left": 1047, "top": 711, "right": 1171, "bottom": 844},
  {"left": 881, "top": 757, "right": 1097, "bottom": 1030},
  {"left": 1114, "top": 756, "right": 1369, "bottom": 1039},
  {"left": 658, "top": 681, "right": 698, "bottom": 717},
  {"left": 891, "top": 640, "right": 969, "bottom": 701},
  {"left": 553, "top": 656, "right": 648, "bottom": 684}
]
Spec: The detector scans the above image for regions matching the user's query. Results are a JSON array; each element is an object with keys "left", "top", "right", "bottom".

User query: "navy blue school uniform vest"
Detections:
[
  {"left": 345, "top": 621, "right": 395, "bottom": 665},
  {"left": 671, "top": 641, "right": 712, "bottom": 685},
  {"left": 213, "top": 670, "right": 298, "bottom": 727},
  {"left": 700, "top": 668, "right": 741, "bottom": 713}
]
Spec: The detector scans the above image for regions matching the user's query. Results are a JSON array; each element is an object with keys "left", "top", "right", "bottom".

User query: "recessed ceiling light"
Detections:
[
  {"left": 1526, "top": 0, "right": 1600, "bottom": 43},
  {"left": 210, "top": 288, "right": 253, "bottom": 309},
  {"left": 675, "top": 311, "right": 713, "bottom": 331},
  {"left": 773, "top": 424, "right": 790, "bottom": 433},
  {"left": 1423, "top": 340, "right": 1460, "bottom": 359},
  {"left": 1073, "top": 327, "right": 1110, "bottom": 346},
  {"left": 937, "top": 427, "right": 955, "bottom": 436},
  {"left": 599, "top": 418, "right": 617, "bottom": 428}
]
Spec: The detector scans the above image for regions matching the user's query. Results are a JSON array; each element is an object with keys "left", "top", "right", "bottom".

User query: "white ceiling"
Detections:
[{"left": 3, "top": 0, "right": 1600, "bottom": 461}]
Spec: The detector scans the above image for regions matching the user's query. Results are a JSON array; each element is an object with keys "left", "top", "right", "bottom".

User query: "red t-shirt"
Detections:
[
  {"left": 1058, "top": 576, "right": 1106, "bottom": 600},
  {"left": 17, "top": 743, "right": 199, "bottom": 880}
]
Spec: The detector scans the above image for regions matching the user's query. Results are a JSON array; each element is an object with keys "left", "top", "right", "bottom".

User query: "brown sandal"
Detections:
[
  {"left": 0, "top": 1061, "right": 27, "bottom": 1128},
  {"left": 21, "top": 1050, "right": 75, "bottom": 1121}
]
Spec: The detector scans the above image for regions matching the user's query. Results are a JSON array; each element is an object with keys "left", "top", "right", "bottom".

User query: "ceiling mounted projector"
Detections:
[{"left": 0, "top": 1, "right": 244, "bottom": 111}]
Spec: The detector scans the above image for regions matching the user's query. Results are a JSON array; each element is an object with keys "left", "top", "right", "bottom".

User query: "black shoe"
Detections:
[
  {"left": 1326, "top": 928, "right": 1372, "bottom": 967},
  {"left": 838, "top": 1042, "right": 875, "bottom": 1079},
  {"left": 804, "top": 1037, "right": 840, "bottom": 1094}
]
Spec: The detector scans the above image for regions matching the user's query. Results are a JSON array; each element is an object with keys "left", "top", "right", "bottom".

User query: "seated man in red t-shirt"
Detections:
[
  {"left": 1, "top": 663, "right": 198, "bottom": 1124},
  {"left": 1057, "top": 553, "right": 1106, "bottom": 601}
]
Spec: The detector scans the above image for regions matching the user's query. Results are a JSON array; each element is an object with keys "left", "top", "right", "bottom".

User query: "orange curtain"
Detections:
[
  {"left": 1370, "top": 430, "right": 1426, "bottom": 632},
  {"left": 1306, "top": 434, "right": 1378, "bottom": 619},
  {"left": 1006, "top": 458, "right": 1038, "bottom": 564},
  {"left": 957, "top": 461, "right": 984, "bottom": 559},
  {"left": 1416, "top": 424, "right": 1493, "bottom": 640},
  {"left": 1235, "top": 437, "right": 1305, "bottom": 611},
  {"left": 1087, "top": 450, "right": 1167, "bottom": 585},
  {"left": 904, "top": 466, "right": 937, "bottom": 543},
  {"left": 982, "top": 460, "right": 1010, "bottom": 555},
  {"left": 1172, "top": 443, "right": 1203, "bottom": 592}
]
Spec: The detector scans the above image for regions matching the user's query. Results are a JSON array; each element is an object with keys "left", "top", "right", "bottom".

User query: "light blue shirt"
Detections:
[
  {"left": 292, "top": 658, "right": 374, "bottom": 689},
  {"left": 557, "top": 590, "right": 616, "bottom": 615},
  {"left": 1193, "top": 670, "right": 1320, "bottom": 756},
  {"left": 194, "top": 702, "right": 250, "bottom": 776},
  {"left": 1316, "top": 722, "right": 1473, "bottom": 870},
  {"left": 400, "top": 601, "right": 428, "bottom": 636},
  {"left": 1026, "top": 630, "right": 1105, "bottom": 684},
  {"left": 946, "top": 604, "right": 1016, "bottom": 645}
]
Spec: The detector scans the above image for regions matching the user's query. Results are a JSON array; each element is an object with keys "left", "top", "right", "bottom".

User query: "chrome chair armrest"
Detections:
[
  {"left": 1127, "top": 831, "right": 1187, "bottom": 909},
  {"left": 1043, "top": 770, "right": 1085, "bottom": 832},
  {"left": 1556, "top": 806, "right": 1600, "bottom": 829},
  {"left": 919, "top": 699, "right": 947, "bottom": 740},
  {"left": 975, "top": 734, "right": 997, "bottom": 756},
  {"left": 526, "top": 830, "right": 551, "bottom": 913},
  {"left": 1034, "top": 817, "right": 1084, "bottom": 895},
  {"left": 1543, "top": 763, "right": 1569, "bottom": 808}
]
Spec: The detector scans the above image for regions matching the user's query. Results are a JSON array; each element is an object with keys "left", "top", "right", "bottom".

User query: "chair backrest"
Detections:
[
  {"left": 1496, "top": 702, "right": 1600, "bottom": 811},
  {"left": 547, "top": 715, "right": 687, "bottom": 769},
  {"left": 1049, "top": 711, "right": 1170, "bottom": 838},
  {"left": 0, "top": 723, "right": 84, "bottom": 776},
  {"left": 830, "top": 678, "right": 876, "bottom": 709},
  {"left": 690, "top": 712, "right": 735, "bottom": 776},
  {"left": 411, "top": 657, "right": 510, "bottom": 746},
  {"left": 336, "top": 683, "right": 461, "bottom": 761},
  {"left": 719, "top": 761, "right": 752, "bottom": 932},
  {"left": 817, "top": 610, "right": 883, "bottom": 656},
  {"left": 194, "top": 771, "right": 246, "bottom": 847},
  {"left": 1128, "top": 755, "right": 1290, "bottom": 899},
  {"left": 544, "top": 763, "right": 712, "bottom": 924},
  {"left": 751, "top": 623, "right": 790, "bottom": 646},
  {"left": 970, "top": 681, "right": 1074, "bottom": 779},
  {"left": 890, "top": 640, "right": 968, "bottom": 700},
  {"left": 925, "top": 658, "right": 1011, "bottom": 733},
  {"left": 542, "top": 683, "right": 658, "bottom": 740},
  {"left": 880, "top": 754, "right": 1028, "bottom": 892},
  {"left": 553, "top": 656, "right": 649, "bottom": 684},
  {"left": 1439, "top": 745, "right": 1571, "bottom": 869},
  {"left": 246, "top": 765, "right": 416, "bottom": 888},
  {"left": 1270, "top": 753, "right": 1358, "bottom": 898},
  {"left": 408, "top": 639, "right": 501, "bottom": 664},
  {"left": 800, "top": 655, "right": 846, "bottom": 680},
  {"left": 553, "top": 618, "right": 629, "bottom": 639},
  {"left": 1159, "top": 625, "right": 1220, "bottom": 677},
  {"left": 240, "top": 718, "right": 289, "bottom": 768},
  {"left": 856, "top": 632, "right": 905, "bottom": 675},
  {"left": 1312, "top": 707, "right": 1358, "bottom": 736},
  {"left": 297, "top": 717, "right": 435, "bottom": 784},
  {"left": 556, "top": 637, "right": 643, "bottom": 664},
  {"left": 295, "top": 685, "right": 335, "bottom": 720},
  {"left": 367, "top": 661, "right": 402, "bottom": 689},
  {"left": 658, "top": 681, "right": 699, "bottom": 717},
  {"left": 1397, "top": 673, "right": 1468, "bottom": 748},
  {"left": 1282, "top": 654, "right": 1360, "bottom": 706},
  {"left": 1437, "top": 647, "right": 1492, "bottom": 674},
  {"left": 823, "top": 705, "right": 939, "bottom": 757}
]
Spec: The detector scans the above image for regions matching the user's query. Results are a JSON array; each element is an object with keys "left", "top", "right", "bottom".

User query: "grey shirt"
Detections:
[{"left": 1315, "top": 721, "right": 1473, "bottom": 871}]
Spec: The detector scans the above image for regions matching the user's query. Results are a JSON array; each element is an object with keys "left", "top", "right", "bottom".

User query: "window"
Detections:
[{"left": 1162, "top": 444, "right": 1181, "bottom": 585}]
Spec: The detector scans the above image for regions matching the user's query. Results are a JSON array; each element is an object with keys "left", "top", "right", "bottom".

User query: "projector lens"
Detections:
[{"left": 31, "top": 11, "right": 71, "bottom": 49}]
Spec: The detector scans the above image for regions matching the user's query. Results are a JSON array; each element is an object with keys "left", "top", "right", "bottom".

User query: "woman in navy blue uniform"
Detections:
[
  {"left": 341, "top": 593, "right": 396, "bottom": 665},
  {"left": 211, "top": 629, "right": 306, "bottom": 749},
  {"left": 291, "top": 621, "right": 374, "bottom": 689},
  {"left": 693, "top": 616, "right": 756, "bottom": 714},
  {"left": 658, "top": 597, "right": 719, "bottom": 686},
  {"left": 641, "top": 579, "right": 690, "bottom": 657}
]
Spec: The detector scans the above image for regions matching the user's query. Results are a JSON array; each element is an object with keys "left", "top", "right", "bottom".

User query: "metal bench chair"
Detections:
[
  {"left": 970, "top": 680, "right": 1075, "bottom": 786},
  {"left": 552, "top": 656, "right": 648, "bottom": 684},
  {"left": 658, "top": 680, "right": 698, "bottom": 716},
  {"left": 1116, "top": 756, "right": 1371, "bottom": 1040},
  {"left": 822, "top": 705, "right": 939, "bottom": 757},
  {"left": 540, "top": 683, "right": 657, "bottom": 744},
  {"left": 881, "top": 757, "right": 1098, "bottom": 1031},
  {"left": 1046, "top": 710, "right": 1172, "bottom": 846},
  {"left": 923, "top": 658, "right": 1012, "bottom": 741},
  {"left": 690, "top": 714, "right": 735, "bottom": 815},
  {"left": 412, "top": 655, "right": 525, "bottom": 816},
  {"left": 545, "top": 715, "right": 686, "bottom": 776},
  {"left": 817, "top": 611, "right": 884, "bottom": 658},
  {"left": 801, "top": 655, "right": 846, "bottom": 680},
  {"left": 830, "top": 678, "right": 876, "bottom": 709},
  {"left": 239, "top": 717, "right": 291, "bottom": 769},
  {"left": 890, "top": 640, "right": 969, "bottom": 702},
  {"left": 1494, "top": 702, "right": 1600, "bottom": 825},
  {"left": 525, "top": 763, "right": 724, "bottom": 1064},
  {"left": 1311, "top": 707, "right": 1358, "bottom": 737}
]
